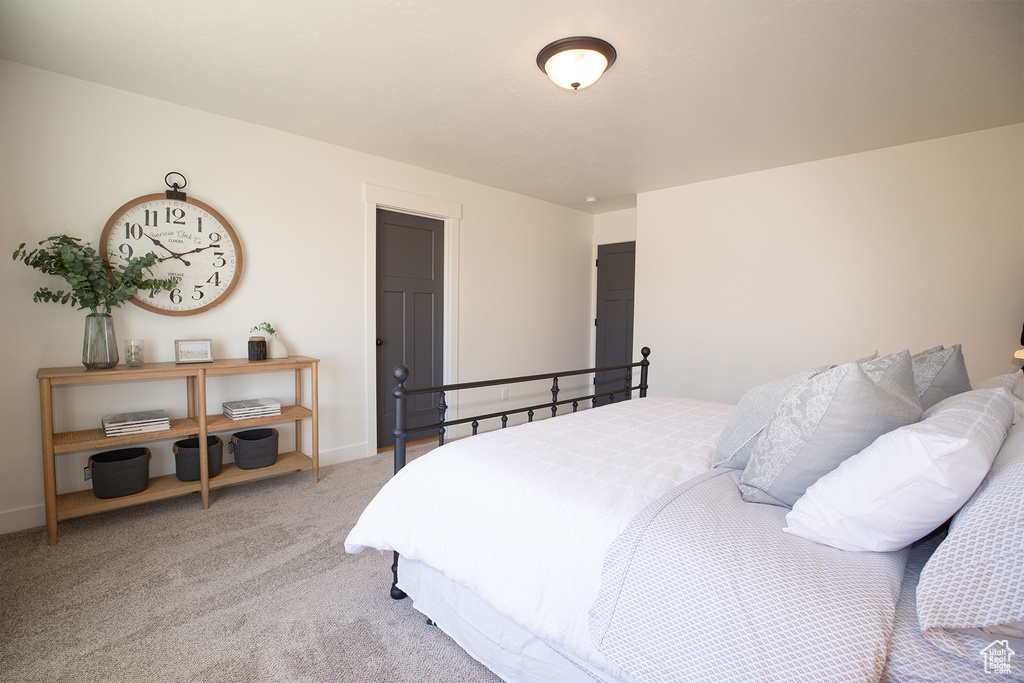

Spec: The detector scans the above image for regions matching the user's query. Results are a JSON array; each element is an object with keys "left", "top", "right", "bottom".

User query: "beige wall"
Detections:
[
  {"left": 635, "top": 124, "right": 1024, "bottom": 404},
  {"left": 0, "top": 61, "right": 594, "bottom": 532},
  {"left": 593, "top": 208, "right": 637, "bottom": 247}
]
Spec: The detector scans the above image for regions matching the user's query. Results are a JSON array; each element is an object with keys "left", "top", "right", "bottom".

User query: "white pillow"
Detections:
[
  {"left": 973, "top": 371, "right": 1024, "bottom": 424},
  {"left": 784, "top": 387, "right": 1014, "bottom": 552}
]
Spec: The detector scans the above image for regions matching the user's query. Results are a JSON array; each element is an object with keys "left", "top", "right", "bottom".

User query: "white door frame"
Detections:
[{"left": 363, "top": 184, "right": 462, "bottom": 456}]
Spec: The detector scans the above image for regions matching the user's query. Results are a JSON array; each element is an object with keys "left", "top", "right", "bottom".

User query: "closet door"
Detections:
[
  {"left": 376, "top": 209, "right": 444, "bottom": 447},
  {"left": 595, "top": 241, "right": 635, "bottom": 406}
]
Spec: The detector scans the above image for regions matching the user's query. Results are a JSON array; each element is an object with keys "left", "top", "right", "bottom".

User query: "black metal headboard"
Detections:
[{"left": 389, "top": 347, "right": 650, "bottom": 475}]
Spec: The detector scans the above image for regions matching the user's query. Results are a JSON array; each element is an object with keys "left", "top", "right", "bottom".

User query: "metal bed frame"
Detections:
[{"left": 387, "top": 347, "right": 651, "bottom": 599}]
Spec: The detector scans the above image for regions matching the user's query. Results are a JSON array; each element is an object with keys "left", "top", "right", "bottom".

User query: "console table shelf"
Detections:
[{"left": 38, "top": 356, "right": 319, "bottom": 545}]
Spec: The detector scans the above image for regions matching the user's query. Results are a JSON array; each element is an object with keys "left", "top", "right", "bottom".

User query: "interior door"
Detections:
[
  {"left": 594, "top": 241, "right": 636, "bottom": 406},
  {"left": 376, "top": 209, "right": 444, "bottom": 448}
]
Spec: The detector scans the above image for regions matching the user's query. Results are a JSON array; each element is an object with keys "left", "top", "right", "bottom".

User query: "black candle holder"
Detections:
[{"left": 248, "top": 336, "right": 267, "bottom": 361}]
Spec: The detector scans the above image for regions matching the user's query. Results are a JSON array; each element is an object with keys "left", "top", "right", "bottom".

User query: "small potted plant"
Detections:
[
  {"left": 13, "top": 235, "right": 175, "bottom": 369},
  {"left": 249, "top": 322, "right": 290, "bottom": 360}
]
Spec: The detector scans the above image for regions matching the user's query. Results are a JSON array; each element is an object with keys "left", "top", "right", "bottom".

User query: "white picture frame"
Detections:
[{"left": 174, "top": 339, "right": 214, "bottom": 364}]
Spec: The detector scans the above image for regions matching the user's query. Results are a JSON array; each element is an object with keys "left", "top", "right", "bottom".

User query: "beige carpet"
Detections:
[{"left": 0, "top": 446, "right": 503, "bottom": 683}]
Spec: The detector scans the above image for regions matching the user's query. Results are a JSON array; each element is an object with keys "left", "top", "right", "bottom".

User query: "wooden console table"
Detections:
[{"left": 37, "top": 356, "right": 319, "bottom": 545}]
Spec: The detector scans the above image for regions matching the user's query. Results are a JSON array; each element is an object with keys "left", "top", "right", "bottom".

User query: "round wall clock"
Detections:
[{"left": 100, "top": 173, "right": 243, "bottom": 316}]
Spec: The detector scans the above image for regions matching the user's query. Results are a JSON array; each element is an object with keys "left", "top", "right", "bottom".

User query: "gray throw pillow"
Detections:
[
  {"left": 713, "top": 367, "right": 827, "bottom": 470},
  {"left": 912, "top": 344, "right": 972, "bottom": 410},
  {"left": 739, "top": 350, "right": 923, "bottom": 507}
]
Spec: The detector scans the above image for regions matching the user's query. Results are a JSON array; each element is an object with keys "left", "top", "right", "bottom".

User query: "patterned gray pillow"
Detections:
[
  {"left": 913, "top": 344, "right": 972, "bottom": 410},
  {"left": 916, "top": 419, "right": 1024, "bottom": 678},
  {"left": 712, "top": 367, "right": 826, "bottom": 470},
  {"left": 739, "top": 350, "right": 923, "bottom": 507}
]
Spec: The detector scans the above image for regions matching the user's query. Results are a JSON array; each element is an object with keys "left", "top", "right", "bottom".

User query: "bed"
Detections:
[{"left": 346, "top": 346, "right": 1024, "bottom": 682}]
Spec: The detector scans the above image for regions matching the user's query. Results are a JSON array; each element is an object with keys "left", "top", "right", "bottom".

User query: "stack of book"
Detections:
[
  {"left": 223, "top": 398, "right": 282, "bottom": 421},
  {"left": 101, "top": 409, "right": 171, "bottom": 437}
]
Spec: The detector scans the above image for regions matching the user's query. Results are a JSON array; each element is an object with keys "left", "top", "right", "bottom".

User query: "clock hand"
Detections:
[
  {"left": 145, "top": 234, "right": 192, "bottom": 266},
  {"left": 144, "top": 233, "right": 174, "bottom": 254},
  {"left": 156, "top": 253, "right": 191, "bottom": 266},
  {"left": 180, "top": 247, "right": 217, "bottom": 259}
]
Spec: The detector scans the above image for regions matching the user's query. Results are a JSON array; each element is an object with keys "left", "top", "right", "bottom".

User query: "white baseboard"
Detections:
[
  {"left": 0, "top": 505, "right": 45, "bottom": 536},
  {"left": 318, "top": 443, "right": 371, "bottom": 466}
]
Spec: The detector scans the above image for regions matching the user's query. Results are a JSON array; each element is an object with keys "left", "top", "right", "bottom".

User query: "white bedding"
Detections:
[
  {"left": 590, "top": 468, "right": 909, "bottom": 681},
  {"left": 345, "top": 396, "right": 733, "bottom": 671}
]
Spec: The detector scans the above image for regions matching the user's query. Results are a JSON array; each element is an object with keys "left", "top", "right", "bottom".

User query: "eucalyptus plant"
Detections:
[
  {"left": 250, "top": 322, "right": 277, "bottom": 336},
  {"left": 13, "top": 234, "right": 177, "bottom": 314}
]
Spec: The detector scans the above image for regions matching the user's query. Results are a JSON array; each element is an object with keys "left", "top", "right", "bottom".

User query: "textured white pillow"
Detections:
[
  {"left": 784, "top": 387, "right": 1014, "bottom": 552},
  {"left": 712, "top": 366, "right": 828, "bottom": 470},
  {"left": 974, "top": 371, "right": 1024, "bottom": 424},
  {"left": 911, "top": 344, "right": 972, "bottom": 410}
]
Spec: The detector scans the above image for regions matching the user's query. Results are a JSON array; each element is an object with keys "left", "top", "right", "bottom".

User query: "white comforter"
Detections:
[
  {"left": 345, "top": 396, "right": 732, "bottom": 670},
  {"left": 590, "top": 468, "right": 909, "bottom": 682}
]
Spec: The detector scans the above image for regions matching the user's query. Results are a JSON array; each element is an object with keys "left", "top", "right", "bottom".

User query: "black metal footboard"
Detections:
[{"left": 387, "top": 347, "right": 650, "bottom": 599}]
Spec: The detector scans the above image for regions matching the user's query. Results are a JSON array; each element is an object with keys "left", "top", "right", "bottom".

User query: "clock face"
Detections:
[{"left": 100, "top": 193, "right": 243, "bottom": 315}]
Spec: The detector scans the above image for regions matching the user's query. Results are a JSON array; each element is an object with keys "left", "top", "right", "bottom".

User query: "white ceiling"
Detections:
[{"left": 1, "top": 0, "right": 1021, "bottom": 214}]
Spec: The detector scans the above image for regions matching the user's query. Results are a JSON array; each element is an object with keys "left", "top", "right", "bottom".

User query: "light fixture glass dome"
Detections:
[{"left": 537, "top": 37, "right": 616, "bottom": 91}]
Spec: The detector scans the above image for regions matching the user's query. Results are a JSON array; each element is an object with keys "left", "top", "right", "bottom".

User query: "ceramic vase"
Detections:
[{"left": 268, "top": 333, "right": 290, "bottom": 359}]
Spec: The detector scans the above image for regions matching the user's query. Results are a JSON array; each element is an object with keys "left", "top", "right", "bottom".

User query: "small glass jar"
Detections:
[{"left": 124, "top": 339, "right": 145, "bottom": 367}]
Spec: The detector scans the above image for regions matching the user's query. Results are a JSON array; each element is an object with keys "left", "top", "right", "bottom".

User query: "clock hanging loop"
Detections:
[{"left": 164, "top": 171, "right": 187, "bottom": 200}]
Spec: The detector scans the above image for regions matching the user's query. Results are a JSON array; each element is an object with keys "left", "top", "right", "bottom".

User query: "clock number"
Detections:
[
  {"left": 206, "top": 272, "right": 221, "bottom": 287},
  {"left": 123, "top": 222, "right": 143, "bottom": 240},
  {"left": 212, "top": 252, "right": 226, "bottom": 268},
  {"left": 196, "top": 216, "right": 203, "bottom": 233},
  {"left": 118, "top": 244, "right": 134, "bottom": 259},
  {"left": 144, "top": 210, "right": 159, "bottom": 227},
  {"left": 208, "top": 232, "right": 221, "bottom": 244},
  {"left": 169, "top": 288, "right": 182, "bottom": 305},
  {"left": 192, "top": 285, "right": 205, "bottom": 301},
  {"left": 165, "top": 207, "right": 186, "bottom": 225}
]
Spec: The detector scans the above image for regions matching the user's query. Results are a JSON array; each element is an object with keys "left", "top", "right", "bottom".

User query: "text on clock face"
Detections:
[
  {"left": 129, "top": 227, "right": 207, "bottom": 244},
  {"left": 149, "top": 231, "right": 196, "bottom": 245},
  {"left": 114, "top": 224, "right": 224, "bottom": 259}
]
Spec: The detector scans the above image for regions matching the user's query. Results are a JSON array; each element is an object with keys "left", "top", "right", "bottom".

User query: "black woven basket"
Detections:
[
  {"left": 89, "top": 447, "right": 151, "bottom": 499},
  {"left": 172, "top": 435, "right": 223, "bottom": 482},
  {"left": 231, "top": 428, "right": 278, "bottom": 470}
]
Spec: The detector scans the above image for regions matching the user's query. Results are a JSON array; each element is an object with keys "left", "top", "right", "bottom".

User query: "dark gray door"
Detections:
[
  {"left": 594, "top": 241, "right": 635, "bottom": 406},
  {"left": 376, "top": 209, "right": 444, "bottom": 447}
]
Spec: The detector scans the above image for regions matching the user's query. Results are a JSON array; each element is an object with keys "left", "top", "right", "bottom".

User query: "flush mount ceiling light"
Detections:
[{"left": 537, "top": 36, "right": 616, "bottom": 91}]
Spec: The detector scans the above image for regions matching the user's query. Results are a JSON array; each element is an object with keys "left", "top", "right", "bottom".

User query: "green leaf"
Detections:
[{"left": 14, "top": 234, "right": 176, "bottom": 311}]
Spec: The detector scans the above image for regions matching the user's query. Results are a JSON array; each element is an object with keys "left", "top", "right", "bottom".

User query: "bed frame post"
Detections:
[
  {"left": 550, "top": 377, "right": 559, "bottom": 417},
  {"left": 393, "top": 365, "right": 409, "bottom": 474},
  {"left": 391, "top": 365, "right": 410, "bottom": 600},
  {"left": 437, "top": 390, "right": 447, "bottom": 446},
  {"left": 639, "top": 347, "right": 651, "bottom": 398}
]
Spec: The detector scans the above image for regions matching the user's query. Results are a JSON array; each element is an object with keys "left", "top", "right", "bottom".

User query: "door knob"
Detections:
[{"left": 376, "top": 338, "right": 384, "bottom": 346}]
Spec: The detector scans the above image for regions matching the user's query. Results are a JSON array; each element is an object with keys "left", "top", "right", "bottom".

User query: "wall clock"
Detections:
[{"left": 100, "top": 173, "right": 243, "bottom": 316}]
